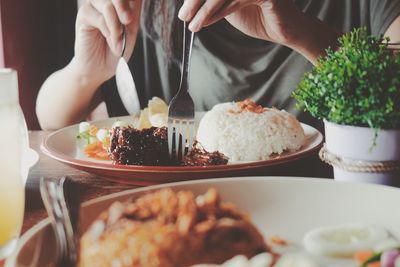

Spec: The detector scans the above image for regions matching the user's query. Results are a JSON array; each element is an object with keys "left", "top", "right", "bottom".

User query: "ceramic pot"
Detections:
[{"left": 324, "top": 120, "right": 400, "bottom": 186}]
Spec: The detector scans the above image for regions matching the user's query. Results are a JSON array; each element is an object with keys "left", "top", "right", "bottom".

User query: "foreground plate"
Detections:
[
  {"left": 7, "top": 177, "right": 400, "bottom": 267},
  {"left": 41, "top": 115, "right": 323, "bottom": 185}
]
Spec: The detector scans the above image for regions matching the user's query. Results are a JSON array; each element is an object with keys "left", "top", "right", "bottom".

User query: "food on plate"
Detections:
[
  {"left": 192, "top": 252, "right": 319, "bottom": 267},
  {"left": 270, "top": 235, "right": 289, "bottom": 246},
  {"left": 381, "top": 250, "right": 400, "bottom": 267},
  {"left": 77, "top": 123, "right": 111, "bottom": 160},
  {"left": 79, "top": 188, "right": 269, "bottom": 267},
  {"left": 183, "top": 141, "right": 228, "bottom": 166},
  {"left": 78, "top": 98, "right": 309, "bottom": 165},
  {"left": 192, "top": 253, "right": 274, "bottom": 267},
  {"left": 108, "top": 126, "right": 228, "bottom": 166},
  {"left": 273, "top": 253, "right": 318, "bottom": 267},
  {"left": 138, "top": 97, "right": 168, "bottom": 129},
  {"left": 148, "top": 96, "right": 168, "bottom": 127},
  {"left": 77, "top": 97, "right": 229, "bottom": 166},
  {"left": 353, "top": 238, "right": 400, "bottom": 267},
  {"left": 78, "top": 122, "right": 229, "bottom": 166},
  {"left": 303, "top": 223, "right": 389, "bottom": 257},
  {"left": 196, "top": 99, "right": 306, "bottom": 162},
  {"left": 137, "top": 107, "right": 153, "bottom": 129},
  {"left": 109, "top": 126, "right": 170, "bottom": 165}
]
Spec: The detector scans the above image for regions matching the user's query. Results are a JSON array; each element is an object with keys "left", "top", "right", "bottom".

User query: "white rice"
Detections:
[{"left": 196, "top": 102, "right": 306, "bottom": 162}]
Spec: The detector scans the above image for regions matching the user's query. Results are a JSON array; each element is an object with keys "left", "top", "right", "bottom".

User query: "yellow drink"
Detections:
[
  {"left": 0, "top": 101, "right": 26, "bottom": 258},
  {"left": 0, "top": 177, "right": 24, "bottom": 246}
]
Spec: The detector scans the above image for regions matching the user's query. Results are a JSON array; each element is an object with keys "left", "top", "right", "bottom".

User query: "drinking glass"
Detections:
[{"left": 0, "top": 69, "right": 27, "bottom": 260}]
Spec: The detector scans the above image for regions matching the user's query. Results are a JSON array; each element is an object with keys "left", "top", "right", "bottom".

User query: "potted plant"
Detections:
[{"left": 293, "top": 28, "right": 400, "bottom": 186}]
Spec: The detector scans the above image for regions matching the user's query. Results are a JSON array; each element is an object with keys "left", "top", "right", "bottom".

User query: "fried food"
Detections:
[
  {"left": 80, "top": 188, "right": 269, "bottom": 267},
  {"left": 108, "top": 126, "right": 228, "bottom": 166}
]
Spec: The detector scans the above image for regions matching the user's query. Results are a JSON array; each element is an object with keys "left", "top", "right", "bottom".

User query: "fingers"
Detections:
[
  {"left": 90, "top": 0, "right": 123, "bottom": 54},
  {"left": 77, "top": 3, "right": 118, "bottom": 54},
  {"left": 77, "top": 4, "right": 110, "bottom": 39},
  {"left": 179, "top": 0, "right": 223, "bottom": 32},
  {"left": 123, "top": 0, "right": 142, "bottom": 60},
  {"left": 111, "top": 0, "right": 136, "bottom": 24},
  {"left": 187, "top": 0, "right": 227, "bottom": 32},
  {"left": 79, "top": 0, "right": 138, "bottom": 56},
  {"left": 178, "top": 0, "right": 205, "bottom": 23},
  {"left": 178, "top": 0, "right": 258, "bottom": 32},
  {"left": 205, "top": 1, "right": 244, "bottom": 26}
]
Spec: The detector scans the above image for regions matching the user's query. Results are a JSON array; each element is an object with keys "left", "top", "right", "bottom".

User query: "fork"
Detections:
[
  {"left": 167, "top": 21, "right": 196, "bottom": 161},
  {"left": 40, "top": 177, "right": 77, "bottom": 267}
]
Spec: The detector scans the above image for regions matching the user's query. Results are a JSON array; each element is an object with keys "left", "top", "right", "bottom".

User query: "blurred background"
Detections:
[{"left": 0, "top": 0, "right": 77, "bottom": 129}]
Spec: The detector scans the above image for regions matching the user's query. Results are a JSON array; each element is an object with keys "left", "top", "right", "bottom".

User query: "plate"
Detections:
[
  {"left": 41, "top": 114, "right": 323, "bottom": 185},
  {"left": 6, "top": 177, "right": 400, "bottom": 267}
]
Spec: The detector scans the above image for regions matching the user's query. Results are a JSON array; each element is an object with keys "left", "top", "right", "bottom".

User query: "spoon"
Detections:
[{"left": 115, "top": 26, "right": 141, "bottom": 115}]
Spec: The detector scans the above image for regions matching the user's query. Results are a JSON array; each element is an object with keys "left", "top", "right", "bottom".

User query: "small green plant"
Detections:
[{"left": 293, "top": 28, "right": 400, "bottom": 130}]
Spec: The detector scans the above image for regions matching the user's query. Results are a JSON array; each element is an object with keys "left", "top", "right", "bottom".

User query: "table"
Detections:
[
  {"left": 23, "top": 131, "right": 333, "bottom": 234},
  {"left": 23, "top": 131, "right": 137, "bottom": 234}
]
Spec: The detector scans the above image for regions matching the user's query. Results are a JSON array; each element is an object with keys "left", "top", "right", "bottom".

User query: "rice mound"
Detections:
[{"left": 196, "top": 101, "right": 306, "bottom": 162}]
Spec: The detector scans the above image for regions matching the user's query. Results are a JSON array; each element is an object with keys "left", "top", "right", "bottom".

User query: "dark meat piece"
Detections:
[
  {"left": 108, "top": 126, "right": 229, "bottom": 166},
  {"left": 108, "top": 126, "right": 171, "bottom": 166},
  {"left": 183, "top": 141, "right": 229, "bottom": 166}
]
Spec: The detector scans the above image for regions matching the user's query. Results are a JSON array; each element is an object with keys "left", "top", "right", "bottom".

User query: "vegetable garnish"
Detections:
[
  {"left": 77, "top": 122, "right": 111, "bottom": 160},
  {"left": 354, "top": 250, "right": 374, "bottom": 264},
  {"left": 84, "top": 141, "right": 109, "bottom": 160}
]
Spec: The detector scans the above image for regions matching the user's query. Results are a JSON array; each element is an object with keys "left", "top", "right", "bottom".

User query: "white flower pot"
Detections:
[{"left": 324, "top": 120, "right": 400, "bottom": 186}]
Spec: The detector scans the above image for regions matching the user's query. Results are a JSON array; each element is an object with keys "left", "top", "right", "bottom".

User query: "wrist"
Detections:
[
  {"left": 282, "top": 13, "right": 341, "bottom": 64},
  {"left": 67, "top": 57, "right": 108, "bottom": 90}
]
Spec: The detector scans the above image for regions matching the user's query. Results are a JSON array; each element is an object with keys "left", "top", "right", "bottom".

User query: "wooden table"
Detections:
[
  {"left": 23, "top": 131, "right": 333, "bottom": 234},
  {"left": 23, "top": 131, "right": 137, "bottom": 234}
]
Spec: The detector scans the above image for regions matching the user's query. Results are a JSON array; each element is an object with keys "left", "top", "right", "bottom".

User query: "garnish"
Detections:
[
  {"left": 77, "top": 122, "right": 111, "bottom": 160},
  {"left": 228, "top": 99, "right": 267, "bottom": 114}
]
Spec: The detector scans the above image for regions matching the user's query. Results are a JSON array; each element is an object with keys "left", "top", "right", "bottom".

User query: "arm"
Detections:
[
  {"left": 36, "top": 59, "right": 105, "bottom": 130},
  {"left": 36, "top": 0, "right": 142, "bottom": 130},
  {"left": 279, "top": 11, "right": 342, "bottom": 65},
  {"left": 385, "top": 16, "right": 400, "bottom": 41},
  {"left": 178, "top": 0, "right": 341, "bottom": 65}
]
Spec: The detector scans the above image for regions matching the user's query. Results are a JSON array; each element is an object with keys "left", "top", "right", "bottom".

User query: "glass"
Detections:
[{"left": 0, "top": 69, "right": 28, "bottom": 259}]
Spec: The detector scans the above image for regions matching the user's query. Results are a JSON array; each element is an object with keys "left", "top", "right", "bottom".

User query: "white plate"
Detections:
[
  {"left": 41, "top": 114, "right": 324, "bottom": 185},
  {"left": 6, "top": 177, "right": 400, "bottom": 267}
]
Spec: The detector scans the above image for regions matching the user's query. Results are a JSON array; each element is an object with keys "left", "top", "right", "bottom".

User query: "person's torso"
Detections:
[{"left": 105, "top": 0, "right": 397, "bottom": 129}]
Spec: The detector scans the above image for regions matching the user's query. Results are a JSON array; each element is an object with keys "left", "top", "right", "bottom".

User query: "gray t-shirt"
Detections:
[{"left": 103, "top": 0, "right": 400, "bottom": 129}]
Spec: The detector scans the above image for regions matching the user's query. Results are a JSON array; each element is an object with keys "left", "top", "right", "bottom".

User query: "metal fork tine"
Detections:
[
  {"left": 187, "top": 122, "right": 192, "bottom": 151},
  {"left": 168, "top": 120, "right": 174, "bottom": 156},
  {"left": 181, "top": 120, "right": 187, "bottom": 157},
  {"left": 183, "top": 121, "right": 189, "bottom": 155},
  {"left": 187, "top": 121, "right": 195, "bottom": 153},
  {"left": 174, "top": 121, "right": 180, "bottom": 160}
]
